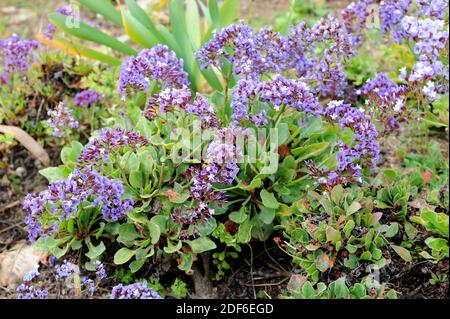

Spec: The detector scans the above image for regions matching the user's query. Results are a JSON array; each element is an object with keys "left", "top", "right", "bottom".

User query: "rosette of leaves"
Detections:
[
  {"left": 282, "top": 275, "right": 397, "bottom": 299},
  {"left": 278, "top": 185, "right": 399, "bottom": 282}
]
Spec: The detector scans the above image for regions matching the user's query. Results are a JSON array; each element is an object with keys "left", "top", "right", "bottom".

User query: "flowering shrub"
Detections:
[{"left": 6, "top": 0, "right": 448, "bottom": 299}]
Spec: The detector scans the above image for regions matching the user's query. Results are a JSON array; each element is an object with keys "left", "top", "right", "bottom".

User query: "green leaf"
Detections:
[
  {"left": 39, "top": 167, "right": 65, "bottom": 181},
  {"left": 178, "top": 252, "right": 193, "bottom": 271},
  {"left": 237, "top": 220, "right": 253, "bottom": 243},
  {"left": 118, "top": 223, "right": 141, "bottom": 242},
  {"left": 385, "top": 222, "right": 399, "bottom": 238},
  {"left": 343, "top": 220, "right": 355, "bottom": 238},
  {"left": 333, "top": 277, "right": 350, "bottom": 299},
  {"left": 129, "top": 259, "right": 146, "bottom": 273},
  {"left": 125, "top": 0, "right": 163, "bottom": 43},
  {"left": 85, "top": 241, "right": 106, "bottom": 259},
  {"left": 360, "top": 251, "right": 372, "bottom": 260},
  {"left": 78, "top": 0, "right": 122, "bottom": 26},
  {"left": 351, "top": 283, "right": 366, "bottom": 299},
  {"left": 326, "top": 226, "right": 342, "bottom": 244},
  {"left": 391, "top": 244, "right": 412, "bottom": 262},
  {"left": 121, "top": 10, "right": 159, "bottom": 48},
  {"left": 330, "top": 185, "right": 344, "bottom": 204},
  {"left": 208, "top": 0, "right": 220, "bottom": 30},
  {"left": 49, "top": 13, "right": 136, "bottom": 56},
  {"left": 258, "top": 206, "right": 276, "bottom": 224},
  {"left": 237, "top": 177, "right": 262, "bottom": 191},
  {"left": 129, "top": 170, "right": 145, "bottom": 189},
  {"left": 347, "top": 201, "right": 362, "bottom": 215},
  {"left": 229, "top": 207, "right": 248, "bottom": 224},
  {"left": 50, "top": 37, "right": 121, "bottom": 66},
  {"left": 164, "top": 240, "right": 182, "bottom": 253},
  {"left": 114, "top": 247, "right": 137, "bottom": 264},
  {"left": 186, "top": 0, "right": 201, "bottom": 48},
  {"left": 187, "top": 237, "right": 217, "bottom": 254},
  {"left": 292, "top": 142, "right": 330, "bottom": 162},
  {"left": 148, "top": 221, "right": 161, "bottom": 245},
  {"left": 260, "top": 189, "right": 280, "bottom": 209},
  {"left": 383, "top": 169, "right": 397, "bottom": 182},
  {"left": 35, "top": 237, "right": 58, "bottom": 252},
  {"left": 302, "top": 281, "right": 315, "bottom": 298}
]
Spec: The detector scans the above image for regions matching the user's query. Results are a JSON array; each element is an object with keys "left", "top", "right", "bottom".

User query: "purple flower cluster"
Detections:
[
  {"left": 144, "top": 86, "right": 192, "bottom": 118},
  {"left": 47, "top": 102, "right": 79, "bottom": 137},
  {"left": 379, "top": 0, "right": 412, "bottom": 42},
  {"left": 119, "top": 45, "right": 189, "bottom": 95},
  {"left": 307, "top": 100, "right": 379, "bottom": 188},
  {"left": 197, "top": 17, "right": 352, "bottom": 87},
  {"left": 399, "top": 14, "right": 449, "bottom": 102},
  {"left": 55, "top": 260, "right": 79, "bottom": 280},
  {"left": 361, "top": 73, "right": 410, "bottom": 132},
  {"left": 45, "top": 5, "right": 76, "bottom": 39},
  {"left": 401, "top": 16, "right": 449, "bottom": 60},
  {"left": 185, "top": 93, "right": 220, "bottom": 128},
  {"left": 78, "top": 127, "right": 148, "bottom": 166},
  {"left": 144, "top": 87, "right": 219, "bottom": 128},
  {"left": 172, "top": 128, "right": 249, "bottom": 237},
  {"left": 74, "top": 89, "right": 103, "bottom": 107},
  {"left": 110, "top": 282, "right": 162, "bottom": 299},
  {"left": 16, "top": 266, "right": 48, "bottom": 299},
  {"left": 196, "top": 23, "right": 266, "bottom": 78},
  {"left": 310, "top": 15, "right": 354, "bottom": 59},
  {"left": 0, "top": 34, "right": 39, "bottom": 82},
  {"left": 416, "top": 0, "right": 449, "bottom": 19},
  {"left": 341, "top": 0, "right": 374, "bottom": 47},
  {"left": 230, "top": 75, "right": 321, "bottom": 126},
  {"left": 94, "top": 261, "right": 107, "bottom": 280},
  {"left": 24, "top": 168, "right": 134, "bottom": 241}
]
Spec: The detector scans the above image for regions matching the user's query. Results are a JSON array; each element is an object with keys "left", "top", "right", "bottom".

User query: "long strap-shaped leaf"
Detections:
[
  {"left": 77, "top": 0, "right": 122, "bottom": 26},
  {"left": 125, "top": 0, "right": 166, "bottom": 44},
  {"left": 168, "top": 0, "right": 198, "bottom": 90},
  {"left": 37, "top": 34, "right": 121, "bottom": 66},
  {"left": 121, "top": 10, "right": 159, "bottom": 48},
  {"left": 48, "top": 13, "right": 137, "bottom": 56},
  {"left": 202, "top": 0, "right": 239, "bottom": 43}
]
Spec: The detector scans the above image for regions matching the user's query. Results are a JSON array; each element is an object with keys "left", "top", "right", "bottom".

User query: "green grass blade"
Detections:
[
  {"left": 55, "top": 38, "right": 122, "bottom": 66},
  {"left": 49, "top": 13, "right": 137, "bottom": 56},
  {"left": 77, "top": 0, "right": 122, "bottom": 26},
  {"left": 186, "top": 0, "right": 201, "bottom": 48},
  {"left": 125, "top": 0, "right": 166, "bottom": 44},
  {"left": 208, "top": 0, "right": 220, "bottom": 30},
  {"left": 121, "top": 10, "right": 159, "bottom": 48}
]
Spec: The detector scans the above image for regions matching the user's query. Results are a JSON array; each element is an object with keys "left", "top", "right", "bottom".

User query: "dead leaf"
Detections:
[
  {"left": 0, "top": 241, "right": 42, "bottom": 289},
  {"left": 287, "top": 275, "right": 308, "bottom": 291},
  {"left": 0, "top": 125, "right": 49, "bottom": 166}
]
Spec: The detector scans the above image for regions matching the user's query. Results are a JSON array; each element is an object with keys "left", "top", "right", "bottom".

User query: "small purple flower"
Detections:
[
  {"left": 94, "top": 261, "right": 107, "bottom": 280},
  {"left": 24, "top": 168, "right": 134, "bottom": 241},
  {"left": 119, "top": 45, "right": 189, "bottom": 96},
  {"left": 16, "top": 266, "right": 48, "bottom": 299},
  {"left": 82, "top": 278, "right": 95, "bottom": 296},
  {"left": 379, "top": 0, "right": 411, "bottom": 42},
  {"left": 47, "top": 102, "right": 79, "bottom": 137},
  {"left": 78, "top": 127, "right": 148, "bottom": 166},
  {"left": 0, "top": 34, "right": 39, "bottom": 82},
  {"left": 55, "top": 260, "right": 79, "bottom": 280},
  {"left": 110, "top": 282, "right": 162, "bottom": 299},
  {"left": 74, "top": 89, "right": 103, "bottom": 107}
]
